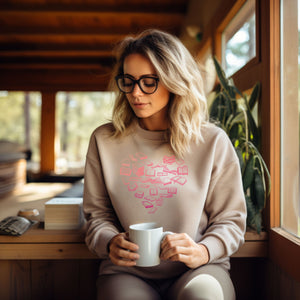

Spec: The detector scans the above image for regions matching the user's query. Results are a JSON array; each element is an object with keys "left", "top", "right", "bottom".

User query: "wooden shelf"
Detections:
[
  {"left": 0, "top": 225, "right": 86, "bottom": 244},
  {"left": 0, "top": 225, "right": 268, "bottom": 260},
  {"left": 232, "top": 230, "right": 268, "bottom": 258},
  {"left": 0, "top": 225, "right": 97, "bottom": 260},
  {"left": 0, "top": 183, "right": 268, "bottom": 260}
]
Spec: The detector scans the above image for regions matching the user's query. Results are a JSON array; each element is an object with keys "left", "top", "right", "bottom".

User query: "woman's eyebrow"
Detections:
[{"left": 123, "top": 73, "right": 158, "bottom": 79}]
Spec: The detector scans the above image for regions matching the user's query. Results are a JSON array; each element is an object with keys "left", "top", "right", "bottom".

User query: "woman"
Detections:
[{"left": 83, "top": 29, "right": 246, "bottom": 300}]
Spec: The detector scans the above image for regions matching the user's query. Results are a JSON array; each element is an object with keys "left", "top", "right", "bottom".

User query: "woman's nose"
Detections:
[{"left": 131, "top": 83, "right": 144, "bottom": 97}]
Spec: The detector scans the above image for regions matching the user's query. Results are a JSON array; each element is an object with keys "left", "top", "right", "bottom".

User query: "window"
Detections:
[
  {"left": 0, "top": 91, "right": 41, "bottom": 172},
  {"left": 280, "top": 0, "right": 300, "bottom": 237},
  {"left": 222, "top": 0, "right": 256, "bottom": 77},
  {"left": 55, "top": 92, "right": 114, "bottom": 174}
]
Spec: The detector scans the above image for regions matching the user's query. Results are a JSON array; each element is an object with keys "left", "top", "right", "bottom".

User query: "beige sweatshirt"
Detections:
[{"left": 83, "top": 122, "right": 246, "bottom": 279}]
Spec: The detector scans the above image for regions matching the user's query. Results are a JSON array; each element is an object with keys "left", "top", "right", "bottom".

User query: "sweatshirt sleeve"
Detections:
[
  {"left": 200, "top": 131, "right": 247, "bottom": 263},
  {"left": 83, "top": 131, "right": 121, "bottom": 259}
]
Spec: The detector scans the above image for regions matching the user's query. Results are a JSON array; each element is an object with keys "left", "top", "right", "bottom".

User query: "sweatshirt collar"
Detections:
[{"left": 135, "top": 122, "right": 168, "bottom": 141}]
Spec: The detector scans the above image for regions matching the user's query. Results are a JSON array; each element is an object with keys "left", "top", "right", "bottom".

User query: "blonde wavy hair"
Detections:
[{"left": 110, "top": 29, "right": 209, "bottom": 158}]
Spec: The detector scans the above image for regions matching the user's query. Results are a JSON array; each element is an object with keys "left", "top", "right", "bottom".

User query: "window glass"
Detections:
[
  {"left": 222, "top": 0, "right": 256, "bottom": 77},
  {"left": 0, "top": 91, "right": 41, "bottom": 172},
  {"left": 298, "top": 0, "right": 300, "bottom": 236},
  {"left": 55, "top": 92, "right": 114, "bottom": 174},
  {"left": 280, "top": 0, "right": 300, "bottom": 237}
]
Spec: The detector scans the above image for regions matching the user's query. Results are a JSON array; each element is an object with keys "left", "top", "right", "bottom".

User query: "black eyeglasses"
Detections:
[{"left": 115, "top": 75, "right": 159, "bottom": 94}]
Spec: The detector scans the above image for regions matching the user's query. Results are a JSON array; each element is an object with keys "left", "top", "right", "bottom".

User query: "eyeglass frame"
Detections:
[{"left": 115, "top": 74, "right": 160, "bottom": 95}]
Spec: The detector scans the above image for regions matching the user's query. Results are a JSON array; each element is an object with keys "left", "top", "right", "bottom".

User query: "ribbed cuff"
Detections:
[
  {"left": 94, "top": 230, "right": 119, "bottom": 258},
  {"left": 200, "top": 235, "right": 226, "bottom": 263}
]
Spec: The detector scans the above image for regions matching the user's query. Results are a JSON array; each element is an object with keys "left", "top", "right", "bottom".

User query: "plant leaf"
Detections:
[
  {"left": 254, "top": 169, "right": 266, "bottom": 211},
  {"left": 230, "top": 84, "right": 243, "bottom": 99},
  {"left": 253, "top": 211, "right": 262, "bottom": 234},
  {"left": 245, "top": 195, "right": 262, "bottom": 233},
  {"left": 245, "top": 195, "right": 256, "bottom": 226},
  {"left": 235, "top": 147, "right": 244, "bottom": 171},
  {"left": 229, "top": 111, "right": 246, "bottom": 127},
  {"left": 209, "top": 92, "right": 232, "bottom": 127},
  {"left": 209, "top": 93, "right": 222, "bottom": 119},
  {"left": 213, "top": 56, "right": 230, "bottom": 91},
  {"left": 229, "top": 123, "right": 240, "bottom": 141},
  {"left": 246, "top": 141, "right": 271, "bottom": 196},
  {"left": 209, "top": 58, "right": 271, "bottom": 234},
  {"left": 222, "top": 92, "right": 232, "bottom": 124},
  {"left": 248, "top": 82, "right": 260, "bottom": 111},
  {"left": 242, "top": 155, "right": 255, "bottom": 192},
  {"left": 246, "top": 110, "right": 260, "bottom": 147}
]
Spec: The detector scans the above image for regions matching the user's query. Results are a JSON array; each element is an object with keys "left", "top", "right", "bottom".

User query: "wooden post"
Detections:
[{"left": 40, "top": 92, "right": 56, "bottom": 174}]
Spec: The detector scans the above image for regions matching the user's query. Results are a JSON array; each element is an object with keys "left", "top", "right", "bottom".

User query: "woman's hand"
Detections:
[
  {"left": 160, "top": 233, "right": 209, "bottom": 269},
  {"left": 108, "top": 233, "right": 140, "bottom": 267}
]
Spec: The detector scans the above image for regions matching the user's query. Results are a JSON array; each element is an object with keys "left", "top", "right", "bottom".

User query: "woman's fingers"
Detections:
[
  {"left": 161, "top": 233, "right": 192, "bottom": 252},
  {"left": 160, "top": 234, "right": 193, "bottom": 259},
  {"left": 160, "top": 233, "right": 209, "bottom": 269},
  {"left": 108, "top": 232, "right": 209, "bottom": 268},
  {"left": 108, "top": 233, "right": 140, "bottom": 266}
]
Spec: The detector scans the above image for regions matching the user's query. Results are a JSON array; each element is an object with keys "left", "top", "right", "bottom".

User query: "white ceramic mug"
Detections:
[{"left": 129, "top": 222, "right": 172, "bottom": 267}]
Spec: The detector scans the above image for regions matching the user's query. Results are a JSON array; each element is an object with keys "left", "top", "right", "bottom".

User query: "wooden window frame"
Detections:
[
  {"left": 221, "top": 0, "right": 257, "bottom": 76},
  {"left": 208, "top": 0, "right": 300, "bottom": 282},
  {"left": 269, "top": 0, "right": 300, "bottom": 282}
]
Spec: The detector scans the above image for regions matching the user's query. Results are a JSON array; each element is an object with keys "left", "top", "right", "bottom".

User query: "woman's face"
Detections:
[{"left": 123, "top": 53, "right": 170, "bottom": 131}]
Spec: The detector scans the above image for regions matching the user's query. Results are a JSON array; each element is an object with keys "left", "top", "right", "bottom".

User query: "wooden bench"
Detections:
[{"left": 0, "top": 183, "right": 268, "bottom": 300}]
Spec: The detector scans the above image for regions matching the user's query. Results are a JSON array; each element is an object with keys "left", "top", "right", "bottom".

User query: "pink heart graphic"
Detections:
[{"left": 120, "top": 153, "right": 188, "bottom": 214}]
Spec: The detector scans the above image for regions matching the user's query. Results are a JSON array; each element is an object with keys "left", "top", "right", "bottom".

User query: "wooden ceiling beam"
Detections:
[
  {"left": 0, "top": 69, "right": 111, "bottom": 92},
  {"left": 0, "top": 0, "right": 187, "bottom": 14},
  {"left": 0, "top": 0, "right": 188, "bottom": 91},
  {"left": 0, "top": 50, "right": 113, "bottom": 57},
  {"left": 0, "top": 34, "right": 126, "bottom": 44},
  {"left": 0, "top": 56, "right": 115, "bottom": 69},
  {"left": 0, "top": 34, "right": 125, "bottom": 52},
  {"left": 0, "top": 10, "right": 183, "bottom": 17},
  {"left": 0, "top": 11, "right": 184, "bottom": 35},
  {"left": 0, "top": 63, "right": 110, "bottom": 70}
]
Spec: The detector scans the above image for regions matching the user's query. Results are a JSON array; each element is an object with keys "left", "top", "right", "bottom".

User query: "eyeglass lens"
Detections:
[{"left": 116, "top": 76, "right": 158, "bottom": 94}]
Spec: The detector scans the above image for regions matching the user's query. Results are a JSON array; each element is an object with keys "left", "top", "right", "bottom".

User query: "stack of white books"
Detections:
[{"left": 44, "top": 197, "right": 84, "bottom": 230}]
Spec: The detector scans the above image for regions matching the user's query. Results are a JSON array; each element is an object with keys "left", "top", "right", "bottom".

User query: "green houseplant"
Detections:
[{"left": 209, "top": 57, "right": 271, "bottom": 234}]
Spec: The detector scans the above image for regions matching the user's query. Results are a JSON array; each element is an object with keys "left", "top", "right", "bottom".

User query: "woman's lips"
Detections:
[{"left": 133, "top": 102, "right": 148, "bottom": 108}]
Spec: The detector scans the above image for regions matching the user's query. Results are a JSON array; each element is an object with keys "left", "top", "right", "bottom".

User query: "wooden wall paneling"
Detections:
[
  {"left": 269, "top": 228, "right": 300, "bottom": 283},
  {"left": 230, "top": 257, "right": 268, "bottom": 300},
  {"left": 31, "top": 260, "right": 80, "bottom": 300},
  {"left": 0, "top": 261, "right": 11, "bottom": 300},
  {"left": 265, "top": 259, "right": 300, "bottom": 300},
  {"left": 0, "top": 260, "right": 31, "bottom": 300},
  {"left": 78, "top": 259, "right": 100, "bottom": 300}
]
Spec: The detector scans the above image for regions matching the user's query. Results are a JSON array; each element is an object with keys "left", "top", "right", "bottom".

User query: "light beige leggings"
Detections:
[{"left": 97, "top": 264, "right": 235, "bottom": 300}]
